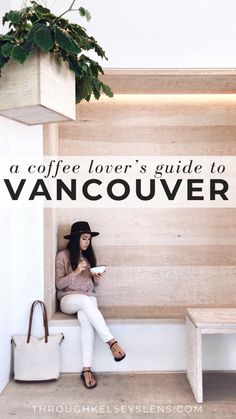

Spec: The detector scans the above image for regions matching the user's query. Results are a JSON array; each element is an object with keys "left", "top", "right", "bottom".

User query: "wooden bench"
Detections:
[{"left": 186, "top": 308, "right": 236, "bottom": 403}]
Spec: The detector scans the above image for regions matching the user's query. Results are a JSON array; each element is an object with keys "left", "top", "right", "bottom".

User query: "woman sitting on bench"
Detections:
[{"left": 55, "top": 221, "right": 126, "bottom": 389}]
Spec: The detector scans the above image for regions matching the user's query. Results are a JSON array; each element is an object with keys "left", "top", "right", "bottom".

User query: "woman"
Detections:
[{"left": 55, "top": 221, "right": 126, "bottom": 389}]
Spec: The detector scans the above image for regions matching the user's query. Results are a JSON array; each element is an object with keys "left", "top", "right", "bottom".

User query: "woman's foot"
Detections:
[
  {"left": 108, "top": 338, "right": 126, "bottom": 362},
  {"left": 81, "top": 368, "right": 97, "bottom": 389}
]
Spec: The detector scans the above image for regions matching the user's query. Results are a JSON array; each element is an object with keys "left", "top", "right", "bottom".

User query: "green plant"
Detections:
[{"left": 0, "top": 0, "right": 113, "bottom": 103}]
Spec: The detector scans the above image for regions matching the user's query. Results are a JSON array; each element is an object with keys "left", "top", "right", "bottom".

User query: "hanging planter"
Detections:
[
  {"left": 0, "top": 49, "right": 76, "bottom": 125},
  {"left": 0, "top": 1, "right": 113, "bottom": 125}
]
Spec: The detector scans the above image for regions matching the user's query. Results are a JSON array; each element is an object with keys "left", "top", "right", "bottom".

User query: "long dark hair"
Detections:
[{"left": 66, "top": 233, "right": 97, "bottom": 270}]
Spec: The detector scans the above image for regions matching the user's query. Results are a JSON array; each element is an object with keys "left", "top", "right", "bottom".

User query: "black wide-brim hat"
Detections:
[{"left": 64, "top": 221, "right": 99, "bottom": 240}]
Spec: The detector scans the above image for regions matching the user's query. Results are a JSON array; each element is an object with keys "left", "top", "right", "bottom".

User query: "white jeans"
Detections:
[{"left": 60, "top": 294, "right": 114, "bottom": 367}]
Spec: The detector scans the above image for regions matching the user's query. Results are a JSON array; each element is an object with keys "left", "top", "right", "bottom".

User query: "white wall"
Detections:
[
  {"left": 0, "top": 5, "right": 44, "bottom": 392},
  {"left": 52, "top": 323, "right": 187, "bottom": 372},
  {"left": 12, "top": 0, "right": 236, "bottom": 68},
  {"left": 0, "top": 115, "right": 44, "bottom": 394},
  {"left": 0, "top": 206, "right": 12, "bottom": 393},
  {"left": 1, "top": 0, "right": 236, "bottom": 394},
  {"left": 52, "top": 323, "right": 236, "bottom": 373}
]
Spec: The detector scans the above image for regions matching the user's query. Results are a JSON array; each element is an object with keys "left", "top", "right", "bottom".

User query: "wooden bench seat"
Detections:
[
  {"left": 52, "top": 303, "right": 236, "bottom": 322},
  {"left": 186, "top": 308, "right": 236, "bottom": 404}
]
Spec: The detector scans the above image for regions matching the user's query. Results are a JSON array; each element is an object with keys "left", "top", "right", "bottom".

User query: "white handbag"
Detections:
[{"left": 11, "top": 300, "right": 64, "bottom": 381}]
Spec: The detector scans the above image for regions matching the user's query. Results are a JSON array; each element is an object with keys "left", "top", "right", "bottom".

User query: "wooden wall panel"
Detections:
[
  {"left": 100, "top": 69, "right": 236, "bottom": 94},
  {"left": 57, "top": 208, "right": 236, "bottom": 247},
  {"left": 95, "top": 266, "right": 236, "bottom": 318},
  {"left": 71, "top": 95, "right": 236, "bottom": 127},
  {"left": 79, "top": 245, "right": 236, "bottom": 267},
  {"left": 44, "top": 76, "right": 236, "bottom": 319},
  {"left": 59, "top": 96, "right": 236, "bottom": 156},
  {"left": 59, "top": 125, "right": 236, "bottom": 156}
]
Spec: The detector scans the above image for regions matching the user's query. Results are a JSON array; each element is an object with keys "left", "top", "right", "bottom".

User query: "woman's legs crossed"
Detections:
[
  {"left": 60, "top": 293, "right": 114, "bottom": 343},
  {"left": 61, "top": 294, "right": 98, "bottom": 387},
  {"left": 60, "top": 294, "right": 125, "bottom": 365},
  {"left": 77, "top": 310, "right": 95, "bottom": 367}
]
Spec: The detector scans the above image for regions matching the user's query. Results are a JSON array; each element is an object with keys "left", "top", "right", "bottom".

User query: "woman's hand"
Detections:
[
  {"left": 91, "top": 272, "right": 102, "bottom": 282},
  {"left": 93, "top": 272, "right": 102, "bottom": 278},
  {"left": 75, "top": 261, "right": 87, "bottom": 274}
]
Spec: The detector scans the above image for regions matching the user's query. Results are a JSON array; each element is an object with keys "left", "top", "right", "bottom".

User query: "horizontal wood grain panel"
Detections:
[
  {"left": 68, "top": 95, "right": 236, "bottom": 127},
  {"left": 57, "top": 208, "right": 236, "bottom": 246},
  {"left": 47, "top": 71, "right": 236, "bottom": 320},
  {"left": 92, "top": 245, "right": 236, "bottom": 266},
  {"left": 100, "top": 69, "right": 236, "bottom": 94},
  {"left": 53, "top": 305, "right": 236, "bottom": 320},
  {"left": 58, "top": 125, "right": 236, "bottom": 156},
  {"left": 97, "top": 304, "right": 236, "bottom": 320},
  {"left": 59, "top": 125, "right": 236, "bottom": 143},
  {"left": 55, "top": 243, "right": 236, "bottom": 266},
  {"left": 58, "top": 141, "right": 236, "bottom": 158},
  {"left": 95, "top": 266, "right": 236, "bottom": 306}
]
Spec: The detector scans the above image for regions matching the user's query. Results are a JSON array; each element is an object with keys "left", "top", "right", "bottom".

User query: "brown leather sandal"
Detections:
[
  {"left": 109, "top": 340, "right": 126, "bottom": 362},
  {"left": 81, "top": 368, "right": 97, "bottom": 389}
]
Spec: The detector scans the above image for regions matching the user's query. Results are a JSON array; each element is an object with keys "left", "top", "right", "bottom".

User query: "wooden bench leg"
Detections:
[{"left": 186, "top": 314, "right": 203, "bottom": 403}]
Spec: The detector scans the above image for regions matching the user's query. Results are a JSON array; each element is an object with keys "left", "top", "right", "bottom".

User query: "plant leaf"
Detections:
[
  {"left": 56, "top": 18, "right": 69, "bottom": 29},
  {"left": 76, "top": 76, "right": 93, "bottom": 103},
  {"left": 92, "top": 83, "right": 101, "bottom": 100},
  {"left": 11, "top": 45, "right": 28, "bottom": 63},
  {"left": 34, "top": 5, "right": 51, "bottom": 16},
  {"left": 91, "top": 38, "right": 107, "bottom": 59},
  {"left": 1, "top": 42, "right": 14, "bottom": 58},
  {"left": 79, "top": 7, "right": 91, "bottom": 22},
  {"left": 69, "top": 23, "right": 88, "bottom": 38},
  {"left": 2, "top": 10, "right": 21, "bottom": 26},
  {"left": 68, "top": 57, "right": 83, "bottom": 76},
  {"left": 0, "top": 52, "right": 8, "bottom": 69},
  {"left": 34, "top": 25, "right": 54, "bottom": 52},
  {"left": 23, "top": 41, "right": 34, "bottom": 54},
  {"left": 54, "top": 27, "right": 81, "bottom": 54},
  {"left": 100, "top": 82, "right": 114, "bottom": 98},
  {"left": 83, "top": 55, "right": 104, "bottom": 76},
  {"left": 0, "top": 35, "right": 14, "bottom": 41},
  {"left": 27, "top": 23, "right": 42, "bottom": 42}
]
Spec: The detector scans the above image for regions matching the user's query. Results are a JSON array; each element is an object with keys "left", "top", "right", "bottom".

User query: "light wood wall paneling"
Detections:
[
  {"left": 55, "top": 243, "right": 236, "bottom": 267},
  {"left": 95, "top": 266, "right": 236, "bottom": 304},
  {"left": 97, "top": 304, "right": 236, "bottom": 320},
  {"left": 59, "top": 125, "right": 236, "bottom": 156},
  {"left": 49, "top": 70, "right": 236, "bottom": 319},
  {"left": 43, "top": 123, "right": 59, "bottom": 155},
  {"left": 59, "top": 125, "right": 236, "bottom": 143},
  {"left": 89, "top": 245, "right": 236, "bottom": 267},
  {"left": 44, "top": 207, "right": 58, "bottom": 318},
  {"left": 57, "top": 208, "right": 236, "bottom": 247},
  {"left": 67, "top": 95, "right": 236, "bottom": 127},
  {"left": 100, "top": 69, "right": 236, "bottom": 94}
]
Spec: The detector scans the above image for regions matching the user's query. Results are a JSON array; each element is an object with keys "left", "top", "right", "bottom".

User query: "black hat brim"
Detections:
[{"left": 64, "top": 231, "right": 99, "bottom": 240}]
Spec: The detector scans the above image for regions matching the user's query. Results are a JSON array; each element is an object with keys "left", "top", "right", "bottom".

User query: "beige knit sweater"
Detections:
[{"left": 55, "top": 249, "right": 97, "bottom": 300}]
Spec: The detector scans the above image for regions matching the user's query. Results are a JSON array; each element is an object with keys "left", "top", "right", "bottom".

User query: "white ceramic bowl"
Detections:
[{"left": 90, "top": 265, "right": 106, "bottom": 274}]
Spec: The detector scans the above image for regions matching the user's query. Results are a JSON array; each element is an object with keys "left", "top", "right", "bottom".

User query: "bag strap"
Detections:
[{"left": 27, "top": 300, "right": 49, "bottom": 344}]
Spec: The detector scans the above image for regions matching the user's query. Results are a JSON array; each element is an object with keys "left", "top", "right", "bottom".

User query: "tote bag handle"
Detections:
[{"left": 27, "top": 300, "right": 49, "bottom": 343}]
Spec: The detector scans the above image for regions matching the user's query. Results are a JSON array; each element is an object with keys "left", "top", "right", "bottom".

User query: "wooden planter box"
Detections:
[{"left": 0, "top": 50, "right": 76, "bottom": 125}]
